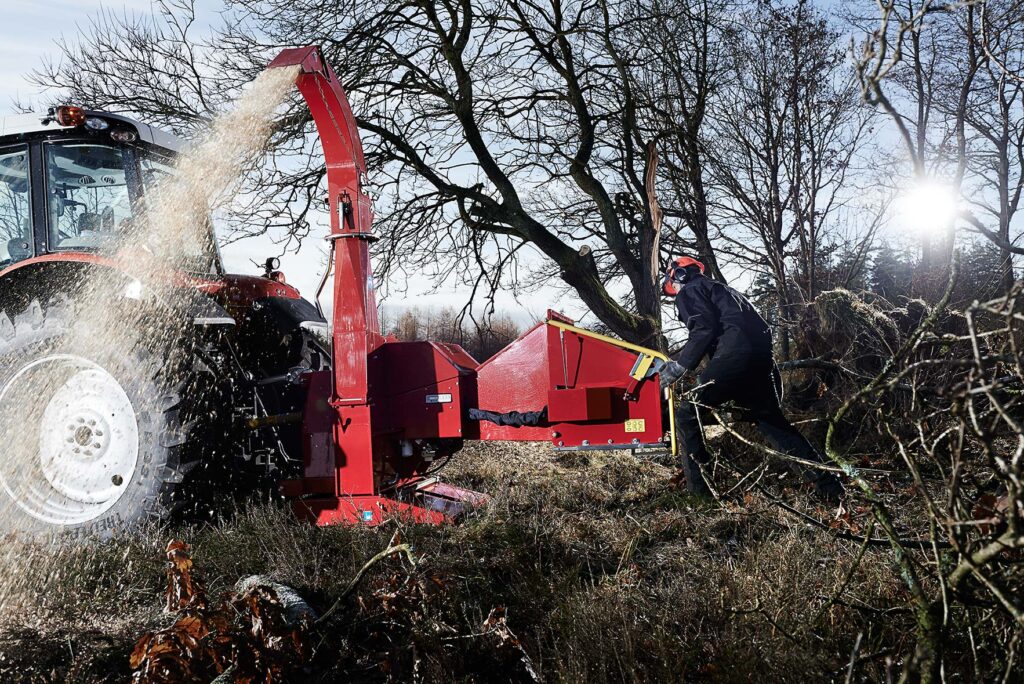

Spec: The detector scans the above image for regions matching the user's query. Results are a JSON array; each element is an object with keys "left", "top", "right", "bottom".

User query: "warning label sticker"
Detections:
[{"left": 624, "top": 419, "right": 645, "bottom": 433}]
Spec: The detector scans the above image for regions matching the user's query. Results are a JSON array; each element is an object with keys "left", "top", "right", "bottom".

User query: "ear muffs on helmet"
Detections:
[{"left": 662, "top": 256, "right": 706, "bottom": 296}]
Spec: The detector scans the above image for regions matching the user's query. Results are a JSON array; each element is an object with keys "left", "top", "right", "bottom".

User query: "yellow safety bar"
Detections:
[{"left": 547, "top": 319, "right": 678, "bottom": 457}]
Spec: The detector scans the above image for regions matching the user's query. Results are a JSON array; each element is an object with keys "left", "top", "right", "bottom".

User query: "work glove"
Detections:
[{"left": 659, "top": 361, "right": 696, "bottom": 391}]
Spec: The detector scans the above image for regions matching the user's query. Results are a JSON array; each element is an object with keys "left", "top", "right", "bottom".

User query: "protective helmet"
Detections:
[{"left": 662, "top": 256, "right": 705, "bottom": 296}]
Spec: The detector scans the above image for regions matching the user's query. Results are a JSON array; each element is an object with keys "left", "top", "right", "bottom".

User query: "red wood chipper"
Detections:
[{"left": 0, "top": 46, "right": 675, "bottom": 535}]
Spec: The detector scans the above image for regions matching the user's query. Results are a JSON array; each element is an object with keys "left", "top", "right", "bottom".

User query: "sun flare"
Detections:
[{"left": 898, "top": 180, "right": 960, "bottom": 234}]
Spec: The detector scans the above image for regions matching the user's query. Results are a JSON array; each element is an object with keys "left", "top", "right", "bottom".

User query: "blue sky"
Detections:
[{"left": 1, "top": 1, "right": 155, "bottom": 108}]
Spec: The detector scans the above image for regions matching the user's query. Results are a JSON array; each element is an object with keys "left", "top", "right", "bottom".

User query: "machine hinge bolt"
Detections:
[
  {"left": 607, "top": 439, "right": 613, "bottom": 444},
  {"left": 582, "top": 440, "right": 589, "bottom": 446},
  {"left": 551, "top": 431, "right": 560, "bottom": 438},
  {"left": 557, "top": 441, "right": 564, "bottom": 447}
]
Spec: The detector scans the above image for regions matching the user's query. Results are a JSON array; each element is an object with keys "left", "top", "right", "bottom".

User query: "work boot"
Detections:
[{"left": 809, "top": 472, "right": 845, "bottom": 504}]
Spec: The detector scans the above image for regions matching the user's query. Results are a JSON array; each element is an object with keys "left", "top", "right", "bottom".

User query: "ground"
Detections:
[{"left": 0, "top": 441, "right": 940, "bottom": 682}]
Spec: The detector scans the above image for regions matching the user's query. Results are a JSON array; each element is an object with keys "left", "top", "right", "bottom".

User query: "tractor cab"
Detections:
[{"left": 0, "top": 106, "right": 220, "bottom": 274}]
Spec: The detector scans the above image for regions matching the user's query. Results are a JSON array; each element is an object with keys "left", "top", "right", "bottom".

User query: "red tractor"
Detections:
[{"left": 0, "top": 47, "right": 676, "bottom": 536}]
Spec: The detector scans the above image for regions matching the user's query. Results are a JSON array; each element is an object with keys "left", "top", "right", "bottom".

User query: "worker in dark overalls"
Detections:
[{"left": 659, "top": 256, "right": 844, "bottom": 502}]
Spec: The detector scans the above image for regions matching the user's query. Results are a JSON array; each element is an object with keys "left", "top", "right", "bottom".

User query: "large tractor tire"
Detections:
[{"left": 0, "top": 298, "right": 202, "bottom": 537}]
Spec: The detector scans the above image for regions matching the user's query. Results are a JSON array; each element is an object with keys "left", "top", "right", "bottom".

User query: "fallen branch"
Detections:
[{"left": 316, "top": 543, "right": 416, "bottom": 625}]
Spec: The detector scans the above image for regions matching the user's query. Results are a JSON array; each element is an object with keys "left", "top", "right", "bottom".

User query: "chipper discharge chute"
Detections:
[{"left": 0, "top": 46, "right": 676, "bottom": 535}]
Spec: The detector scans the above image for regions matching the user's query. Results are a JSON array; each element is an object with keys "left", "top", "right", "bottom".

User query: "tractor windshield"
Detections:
[
  {"left": 45, "top": 141, "right": 220, "bottom": 273},
  {"left": 46, "top": 142, "right": 133, "bottom": 252}
]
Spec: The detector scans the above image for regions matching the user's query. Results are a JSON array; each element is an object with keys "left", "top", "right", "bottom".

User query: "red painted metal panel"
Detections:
[
  {"left": 475, "top": 322, "right": 552, "bottom": 441},
  {"left": 371, "top": 341, "right": 474, "bottom": 439},
  {"left": 544, "top": 325, "right": 665, "bottom": 448},
  {"left": 474, "top": 320, "right": 667, "bottom": 448},
  {"left": 271, "top": 47, "right": 387, "bottom": 506},
  {"left": 302, "top": 371, "right": 335, "bottom": 477},
  {"left": 293, "top": 495, "right": 446, "bottom": 526},
  {"left": 197, "top": 274, "right": 300, "bottom": 306},
  {"left": 385, "top": 379, "right": 464, "bottom": 439},
  {"left": 436, "top": 343, "right": 479, "bottom": 371},
  {"left": 547, "top": 386, "right": 614, "bottom": 422},
  {"left": 374, "top": 341, "right": 466, "bottom": 398},
  {"left": 0, "top": 252, "right": 114, "bottom": 280},
  {"left": 290, "top": 484, "right": 487, "bottom": 525},
  {"left": 333, "top": 404, "right": 376, "bottom": 495}
]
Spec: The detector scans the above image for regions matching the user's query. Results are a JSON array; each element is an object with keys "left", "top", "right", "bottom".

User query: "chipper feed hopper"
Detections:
[{"left": 0, "top": 46, "right": 675, "bottom": 535}]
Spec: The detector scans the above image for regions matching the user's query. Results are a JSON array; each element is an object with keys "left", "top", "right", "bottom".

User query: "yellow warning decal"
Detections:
[{"left": 624, "top": 419, "right": 645, "bottom": 433}]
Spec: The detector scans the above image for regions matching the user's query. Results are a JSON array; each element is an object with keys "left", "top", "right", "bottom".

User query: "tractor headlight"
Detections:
[{"left": 110, "top": 129, "right": 138, "bottom": 143}]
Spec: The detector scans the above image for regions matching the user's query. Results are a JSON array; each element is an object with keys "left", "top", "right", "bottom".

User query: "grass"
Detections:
[{"left": 0, "top": 440, "right": 1003, "bottom": 682}]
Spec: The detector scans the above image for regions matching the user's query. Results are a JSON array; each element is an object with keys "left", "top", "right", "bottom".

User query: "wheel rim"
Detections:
[{"left": 0, "top": 354, "right": 140, "bottom": 526}]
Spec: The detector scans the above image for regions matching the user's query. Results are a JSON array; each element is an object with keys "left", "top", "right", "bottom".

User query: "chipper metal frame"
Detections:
[{"left": 269, "top": 47, "right": 677, "bottom": 525}]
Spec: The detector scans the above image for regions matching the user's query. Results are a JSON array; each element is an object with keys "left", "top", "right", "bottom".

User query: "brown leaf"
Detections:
[
  {"left": 164, "top": 540, "right": 209, "bottom": 613},
  {"left": 129, "top": 633, "right": 153, "bottom": 669},
  {"left": 134, "top": 541, "right": 312, "bottom": 684}
]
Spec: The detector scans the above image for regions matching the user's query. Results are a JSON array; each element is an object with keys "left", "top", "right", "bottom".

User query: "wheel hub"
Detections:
[{"left": 73, "top": 425, "right": 95, "bottom": 447}]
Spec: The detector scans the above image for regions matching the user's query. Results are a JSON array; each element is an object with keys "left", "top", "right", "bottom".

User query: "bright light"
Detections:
[{"left": 898, "top": 180, "right": 960, "bottom": 234}]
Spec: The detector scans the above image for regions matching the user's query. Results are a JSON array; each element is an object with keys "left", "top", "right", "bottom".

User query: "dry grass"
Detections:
[{"left": 0, "top": 440, "right": 1005, "bottom": 682}]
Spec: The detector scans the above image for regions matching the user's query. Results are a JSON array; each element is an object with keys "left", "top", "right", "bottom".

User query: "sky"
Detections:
[{"left": 0, "top": 2, "right": 143, "bottom": 94}]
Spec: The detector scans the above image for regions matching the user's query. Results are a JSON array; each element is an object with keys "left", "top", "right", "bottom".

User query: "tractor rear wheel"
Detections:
[{"left": 0, "top": 298, "right": 201, "bottom": 537}]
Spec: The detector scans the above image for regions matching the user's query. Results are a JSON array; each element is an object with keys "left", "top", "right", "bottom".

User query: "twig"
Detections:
[
  {"left": 315, "top": 543, "right": 416, "bottom": 625},
  {"left": 754, "top": 485, "right": 946, "bottom": 549},
  {"left": 708, "top": 408, "right": 845, "bottom": 473},
  {"left": 846, "top": 632, "right": 864, "bottom": 684}
]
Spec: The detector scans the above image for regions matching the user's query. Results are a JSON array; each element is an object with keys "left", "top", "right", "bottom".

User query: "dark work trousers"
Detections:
[{"left": 676, "top": 349, "right": 837, "bottom": 493}]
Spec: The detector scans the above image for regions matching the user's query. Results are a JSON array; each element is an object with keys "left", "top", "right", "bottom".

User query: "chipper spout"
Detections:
[{"left": 272, "top": 46, "right": 485, "bottom": 525}]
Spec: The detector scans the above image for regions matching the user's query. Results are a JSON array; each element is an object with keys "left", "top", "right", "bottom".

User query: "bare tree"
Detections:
[
  {"left": 854, "top": 0, "right": 1024, "bottom": 289},
  {"left": 707, "top": 0, "right": 872, "bottom": 357},
  {"left": 631, "top": 0, "right": 734, "bottom": 283},
  {"left": 965, "top": 0, "right": 1024, "bottom": 292},
  {"left": 34, "top": 0, "right": 889, "bottom": 350},
  {"left": 37, "top": 0, "right": 737, "bottom": 346}
]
